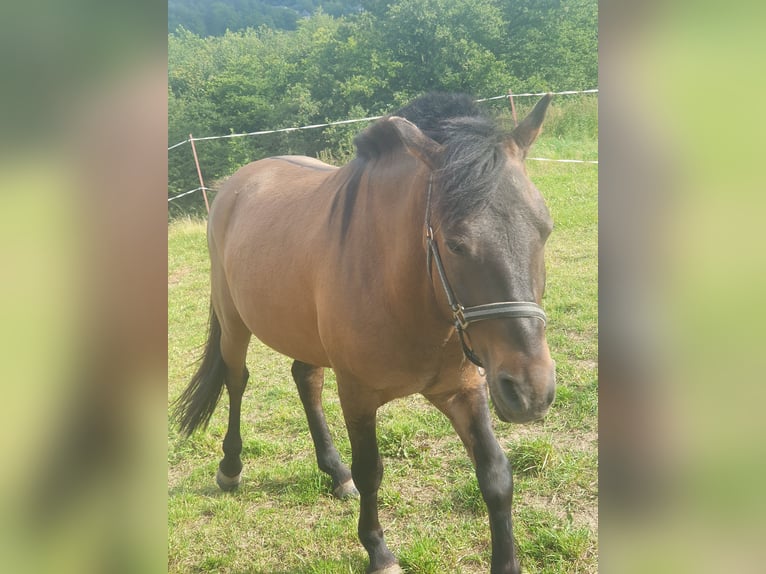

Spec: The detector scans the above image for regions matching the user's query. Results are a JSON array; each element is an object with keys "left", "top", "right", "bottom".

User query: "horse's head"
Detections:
[{"left": 390, "top": 94, "right": 556, "bottom": 423}]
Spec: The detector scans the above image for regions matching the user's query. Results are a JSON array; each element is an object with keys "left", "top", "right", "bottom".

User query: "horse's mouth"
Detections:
[{"left": 488, "top": 374, "right": 553, "bottom": 424}]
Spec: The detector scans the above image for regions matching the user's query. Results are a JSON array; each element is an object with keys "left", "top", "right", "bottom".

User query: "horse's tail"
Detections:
[{"left": 172, "top": 303, "right": 227, "bottom": 436}]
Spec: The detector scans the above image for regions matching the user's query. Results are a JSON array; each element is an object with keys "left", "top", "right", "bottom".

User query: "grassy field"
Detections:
[{"left": 168, "top": 134, "right": 597, "bottom": 573}]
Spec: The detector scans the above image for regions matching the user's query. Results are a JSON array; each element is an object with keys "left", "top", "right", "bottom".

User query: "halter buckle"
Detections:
[{"left": 454, "top": 305, "right": 469, "bottom": 330}]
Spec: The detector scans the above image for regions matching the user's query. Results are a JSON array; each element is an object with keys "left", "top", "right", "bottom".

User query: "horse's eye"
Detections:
[{"left": 446, "top": 240, "right": 466, "bottom": 255}]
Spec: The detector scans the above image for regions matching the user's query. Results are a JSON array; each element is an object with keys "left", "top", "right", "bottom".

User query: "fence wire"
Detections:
[{"left": 168, "top": 89, "right": 598, "bottom": 202}]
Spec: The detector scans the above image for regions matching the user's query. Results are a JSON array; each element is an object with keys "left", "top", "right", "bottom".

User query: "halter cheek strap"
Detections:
[{"left": 424, "top": 175, "right": 547, "bottom": 368}]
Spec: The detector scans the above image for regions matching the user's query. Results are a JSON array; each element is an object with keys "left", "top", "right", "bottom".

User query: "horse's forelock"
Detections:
[{"left": 434, "top": 117, "right": 510, "bottom": 227}]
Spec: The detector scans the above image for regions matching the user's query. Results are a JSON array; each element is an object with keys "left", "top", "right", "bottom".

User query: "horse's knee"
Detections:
[
  {"left": 477, "top": 452, "right": 513, "bottom": 508},
  {"left": 352, "top": 454, "right": 383, "bottom": 494}
]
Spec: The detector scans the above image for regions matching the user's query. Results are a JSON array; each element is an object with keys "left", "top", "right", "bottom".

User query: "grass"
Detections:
[{"left": 168, "top": 128, "right": 597, "bottom": 573}]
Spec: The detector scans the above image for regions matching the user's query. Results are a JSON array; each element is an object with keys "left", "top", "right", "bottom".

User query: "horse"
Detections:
[{"left": 172, "top": 92, "right": 556, "bottom": 574}]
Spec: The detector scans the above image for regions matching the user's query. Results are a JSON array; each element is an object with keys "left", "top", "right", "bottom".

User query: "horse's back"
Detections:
[
  {"left": 207, "top": 156, "right": 340, "bottom": 366},
  {"left": 211, "top": 155, "right": 336, "bottom": 213}
]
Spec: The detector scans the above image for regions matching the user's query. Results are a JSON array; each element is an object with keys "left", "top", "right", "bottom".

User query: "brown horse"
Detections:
[{"left": 173, "top": 92, "right": 556, "bottom": 574}]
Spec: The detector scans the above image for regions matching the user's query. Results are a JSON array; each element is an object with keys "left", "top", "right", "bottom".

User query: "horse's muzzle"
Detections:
[{"left": 488, "top": 364, "right": 556, "bottom": 424}]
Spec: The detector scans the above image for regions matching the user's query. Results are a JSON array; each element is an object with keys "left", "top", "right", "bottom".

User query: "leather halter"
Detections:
[{"left": 424, "top": 175, "right": 547, "bottom": 368}]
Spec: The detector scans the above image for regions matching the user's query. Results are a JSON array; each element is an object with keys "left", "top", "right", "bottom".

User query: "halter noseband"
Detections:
[{"left": 424, "top": 175, "right": 547, "bottom": 368}]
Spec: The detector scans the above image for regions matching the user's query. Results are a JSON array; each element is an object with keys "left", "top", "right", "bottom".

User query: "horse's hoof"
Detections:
[
  {"left": 216, "top": 468, "right": 241, "bottom": 491},
  {"left": 333, "top": 479, "right": 359, "bottom": 499},
  {"left": 368, "top": 565, "right": 403, "bottom": 574}
]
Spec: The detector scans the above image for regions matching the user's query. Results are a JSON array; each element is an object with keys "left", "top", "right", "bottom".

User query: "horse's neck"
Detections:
[{"left": 363, "top": 164, "right": 447, "bottom": 333}]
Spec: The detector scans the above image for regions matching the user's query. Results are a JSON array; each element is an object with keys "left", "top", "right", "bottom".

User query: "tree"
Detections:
[
  {"left": 503, "top": 0, "right": 598, "bottom": 90},
  {"left": 168, "top": 1, "right": 598, "bottom": 213}
]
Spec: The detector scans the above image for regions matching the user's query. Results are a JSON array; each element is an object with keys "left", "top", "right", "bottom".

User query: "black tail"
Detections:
[{"left": 172, "top": 304, "right": 227, "bottom": 436}]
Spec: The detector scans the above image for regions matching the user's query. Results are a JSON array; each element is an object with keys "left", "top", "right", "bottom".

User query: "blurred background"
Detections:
[
  {"left": 600, "top": 1, "right": 766, "bottom": 572},
  {"left": 0, "top": 2, "right": 167, "bottom": 573},
  {"left": 0, "top": 1, "right": 764, "bottom": 572}
]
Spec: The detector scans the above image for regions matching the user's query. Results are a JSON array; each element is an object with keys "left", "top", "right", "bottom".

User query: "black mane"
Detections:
[
  {"left": 392, "top": 92, "right": 481, "bottom": 144},
  {"left": 356, "top": 93, "right": 509, "bottom": 228},
  {"left": 332, "top": 93, "right": 510, "bottom": 240}
]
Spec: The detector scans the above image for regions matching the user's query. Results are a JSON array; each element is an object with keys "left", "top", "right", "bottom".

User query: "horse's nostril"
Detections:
[{"left": 498, "top": 374, "right": 526, "bottom": 411}]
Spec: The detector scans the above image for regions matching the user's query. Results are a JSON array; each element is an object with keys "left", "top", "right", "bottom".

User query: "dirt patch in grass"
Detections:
[
  {"left": 168, "top": 265, "right": 191, "bottom": 286},
  {"left": 167, "top": 460, "right": 195, "bottom": 490}
]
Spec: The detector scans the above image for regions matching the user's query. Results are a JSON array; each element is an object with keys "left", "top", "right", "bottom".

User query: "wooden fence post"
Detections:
[
  {"left": 507, "top": 89, "right": 518, "bottom": 127},
  {"left": 189, "top": 133, "right": 209, "bottom": 213}
]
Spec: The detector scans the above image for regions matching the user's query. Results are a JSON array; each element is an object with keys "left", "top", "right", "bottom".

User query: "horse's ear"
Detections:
[
  {"left": 386, "top": 116, "right": 444, "bottom": 169},
  {"left": 510, "top": 93, "right": 553, "bottom": 154}
]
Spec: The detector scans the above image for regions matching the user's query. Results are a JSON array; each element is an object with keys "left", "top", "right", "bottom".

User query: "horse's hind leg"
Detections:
[
  {"left": 291, "top": 361, "right": 357, "bottom": 498},
  {"left": 214, "top": 296, "right": 252, "bottom": 491},
  {"left": 337, "top": 376, "right": 401, "bottom": 574}
]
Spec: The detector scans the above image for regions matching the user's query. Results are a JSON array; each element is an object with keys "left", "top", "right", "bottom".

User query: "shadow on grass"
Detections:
[{"left": 168, "top": 470, "right": 345, "bottom": 504}]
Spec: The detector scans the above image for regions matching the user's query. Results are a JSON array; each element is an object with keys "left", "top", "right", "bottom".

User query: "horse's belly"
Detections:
[
  {"left": 224, "top": 237, "right": 330, "bottom": 367},
  {"left": 244, "top": 302, "right": 330, "bottom": 368}
]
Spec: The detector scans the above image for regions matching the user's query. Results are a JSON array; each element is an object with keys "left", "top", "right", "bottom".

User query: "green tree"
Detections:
[
  {"left": 168, "top": 1, "right": 598, "bottom": 213},
  {"left": 503, "top": 0, "right": 598, "bottom": 90},
  {"left": 369, "top": 0, "right": 515, "bottom": 97}
]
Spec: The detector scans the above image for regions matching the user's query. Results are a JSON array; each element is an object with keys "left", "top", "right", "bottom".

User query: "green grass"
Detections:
[{"left": 168, "top": 149, "right": 597, "bottom": 573}]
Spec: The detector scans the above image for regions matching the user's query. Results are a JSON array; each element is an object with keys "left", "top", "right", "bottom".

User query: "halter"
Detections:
[{"left": 424, "top": 175, "right": 547, "bottom": 368}]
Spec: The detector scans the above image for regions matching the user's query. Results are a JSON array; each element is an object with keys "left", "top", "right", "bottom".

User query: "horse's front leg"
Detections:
[
  {"left": 338, "top": 379, "right": 402, "bottom": 574},
  {"left": 426, "top": 386, "right": 520, "bottom": 574}
]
